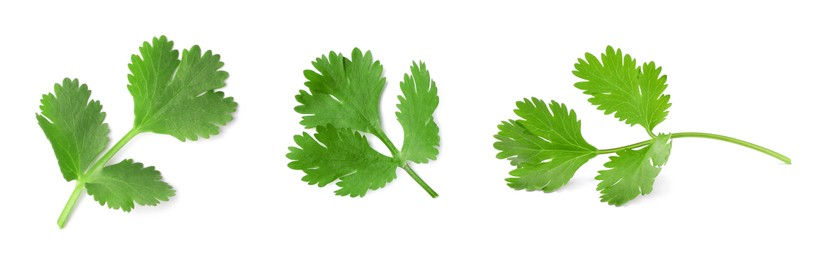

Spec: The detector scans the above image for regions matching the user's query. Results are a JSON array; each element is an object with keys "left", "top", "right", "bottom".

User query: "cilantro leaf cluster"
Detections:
[
  {"left": 494, "top": 46, "right": 789, "bottom": 206},
  {"left": 37, "top": 36, "right": 236, "bottom": 228},
  {"left": 288, "top": 48, "right": 441, "bottom": 197}
]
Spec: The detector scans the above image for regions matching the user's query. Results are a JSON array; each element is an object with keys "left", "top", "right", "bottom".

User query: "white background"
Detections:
[{"left": 0, "top": 0, "right": 836, "bottom": 259}]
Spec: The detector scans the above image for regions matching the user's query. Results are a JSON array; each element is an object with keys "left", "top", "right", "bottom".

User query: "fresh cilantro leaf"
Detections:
[
  {"left": 36, "top": 78, "right": 110, "bottom": 182},
  {"left": 129, "top": 36, "right": 237, "bottom": 141},
  {"left": 494, "top": 98, "right": 597, "bottom": 191},
  {"left": 86, "top": 159, "right": 175, "bottom": 211},
  {"left": 288, "top": 125, "right": 398, "bottom": 197},
  {"left": 596, "top": 134, "right": 671, "bottom": 206},
  {"left": 495, "top": 46, "right": 790, "bottom": 206},
  {"left": 295, "top": 49, "right": 384, "bottom": 132},
  {"left": 396, "top": 62, "right": 440, "bottom": 164},
  {"left": 37, "top": 36, "right": 235, "bottom": 228},
  {"left": 573, "top": 46, "right": 671, "bottom": 134},
  {"left": 289, "top": 48, "right": 441, "bottom": 197}
]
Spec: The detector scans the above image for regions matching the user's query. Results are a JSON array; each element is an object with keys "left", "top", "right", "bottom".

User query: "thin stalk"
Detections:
[
  {"left": 371, "top": 128, "right": 439, "bottom": 198},
  {"left": 595, "top": 131, "right": 790, "bottom": 164},
  {"left": 402, "top": 165, "right": 438, "bottom": 198},
  {"left": 670, "top": 132, "right": 791, "bottom": 164},
  {"left": 56, "top": 128, "right": 142, "bottom": 229},
  {"left": 646, "top": 129, "right": 656, "bottom": 139},
  {"left": 84, "top": 128, "right": 142, "bottom": 179},
  {"left": 596, "top": 139, "right": 653, "bottom": 154},
  {"left": 57, "top": 182, "right": 85, "bottom": 229},
  {"left": 372, "top": 128, "right": 401, "bottom": 159}
]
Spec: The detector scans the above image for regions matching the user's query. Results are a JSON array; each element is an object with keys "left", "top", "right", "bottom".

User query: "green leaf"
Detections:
[
  {"left": 287, "top": 125, "right": 398, "bottom": 197},
  {"left": 37, "top": 78, "right": 110, "bottom": 181},
  {"left": 494, "top": 98, "right": 598, "bottom": 191},
  {"left": 128, "top": 35, "right": 237, "bottom": 141},
  {"left": 572, "top": 46, "right": 671, "bottom": 132},
  {"left": 596, "top": 134, "right": 672, "bottom": 206},
  {"left": 295, "top": 48, "right": 385, "bottom": 132},
  {"left": 85, "top": 159, "right": 175, "bottom": 212},
  {"left": 396, "top": 61, "right": 440, "bottom": 164}
]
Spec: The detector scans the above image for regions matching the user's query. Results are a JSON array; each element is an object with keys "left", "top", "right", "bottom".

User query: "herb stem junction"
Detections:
[
  {"left": 56, "top": 128, "right": 142, "bottom": 229},
  {"left": 372, "top": 128, "right": 439, "bottom": 198}
]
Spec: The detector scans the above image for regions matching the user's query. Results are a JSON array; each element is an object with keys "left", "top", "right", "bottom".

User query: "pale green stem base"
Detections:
[{"left": 57, "top": 182, "right": 85, "bottom": 229}]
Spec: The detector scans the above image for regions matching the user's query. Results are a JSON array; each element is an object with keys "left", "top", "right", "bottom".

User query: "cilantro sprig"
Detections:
[
  {"left": 494, "top": 46, "right": 789, "bottom": 206},
  {"left": 288, "top": 48, "right": 440, "bottom": 197},
  {"left": 37, "top": 36, "right": 237, "bottom": 228}
]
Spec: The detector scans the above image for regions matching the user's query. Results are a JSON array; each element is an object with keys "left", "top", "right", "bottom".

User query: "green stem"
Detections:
[
  {"left": 57, "top": 182, "right": 85, "bottom": 229},
  {"left": 596, "top": 131, "right": 790, "bottom": 164},
  {"left": 373, "top": 128, "right": 401, "bottom": 159},
  {"left": 56, "top": 128, "right": 142, "bottom": 229},
  {"left": 670, "top": 132, "right": 791, "bottom": 164},
  {"left": 646, "top": 129, "right": 656, "bottom": 139},
  {"left": 402, "top": 165, "right": 438, "bottom": 198},
  {"left": 84, "top": 128, "right": 142, "bottom": 179},
  {"left": 371, "top": 128, "right": 439, "bottom": 198},
  {"left": 596, "top": 139, "right": 653, "bottom": 154}
]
